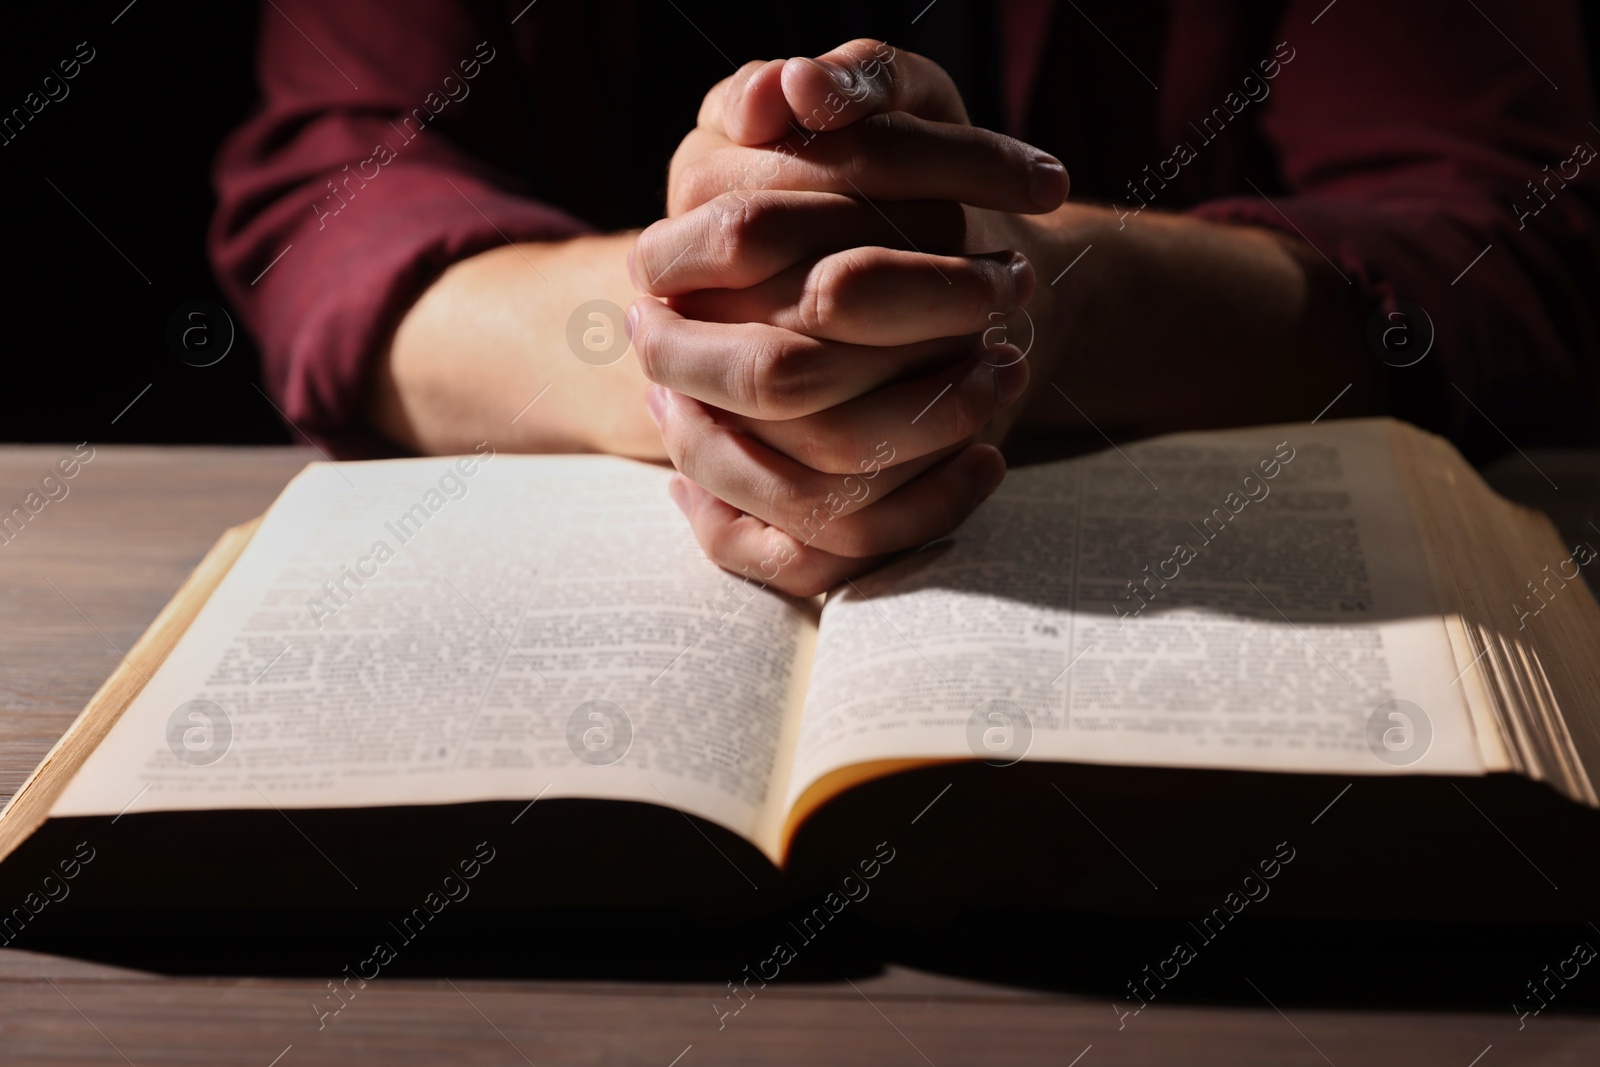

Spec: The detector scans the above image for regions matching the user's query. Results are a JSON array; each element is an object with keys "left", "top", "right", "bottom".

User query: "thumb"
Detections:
[
  {"left": 719, "top": 59, "right": 800, "bottom": 146},
  {"left": 778, "top": 39, "right": 969, "bottom": 135}
]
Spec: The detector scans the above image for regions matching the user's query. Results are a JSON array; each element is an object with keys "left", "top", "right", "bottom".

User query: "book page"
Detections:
[
  {"left": 51, "top": 454, "right": 816, "bottom": 850},
  {"left": 785, "top": 419, "right": 1485, "bottom": 815}
]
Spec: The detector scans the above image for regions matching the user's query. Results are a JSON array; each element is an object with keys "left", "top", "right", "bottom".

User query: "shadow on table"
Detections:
[
  {"left": 8, "top": 761, "right": 1600, "bottom": 1015},
  {"left": 18, "top": 906, "right": 1600, "bottom": 1016}
]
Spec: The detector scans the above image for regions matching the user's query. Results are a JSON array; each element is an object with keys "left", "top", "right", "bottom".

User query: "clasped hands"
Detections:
[{"left": 629, "top": 39, "right": 1069, "bottom": 596}]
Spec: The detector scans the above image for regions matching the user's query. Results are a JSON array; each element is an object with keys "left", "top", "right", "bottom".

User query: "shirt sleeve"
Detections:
[
  {"left": 208, "top": 0, "right": 589, "bottom": 458},
  {"left": 1189, "top": 0, "right": 1600, "bottom": 458}
]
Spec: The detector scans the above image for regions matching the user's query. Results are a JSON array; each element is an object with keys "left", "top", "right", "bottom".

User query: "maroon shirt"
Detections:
[{"left": 210, "top": 0, "right": 1600, "bottom": 460}]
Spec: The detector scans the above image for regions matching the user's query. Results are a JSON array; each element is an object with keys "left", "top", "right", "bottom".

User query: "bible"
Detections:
[{"left": 3, "top": 417, "right": 1599, "bottom": 930}]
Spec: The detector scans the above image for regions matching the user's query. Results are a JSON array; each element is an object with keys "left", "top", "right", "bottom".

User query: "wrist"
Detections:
[{"left": 999, "top": 204, "right": 1114, "bottom": 433}]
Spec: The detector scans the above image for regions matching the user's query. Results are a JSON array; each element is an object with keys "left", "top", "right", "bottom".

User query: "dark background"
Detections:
[
  {"left": 2, "top": 2, "right": 285, "bottom": 446},
  {"left": 3, "top": 3, "right": 1599, "bottom": 449},
  {"left": 0, "top": 0, "right": 1001, "bottom": 449}
]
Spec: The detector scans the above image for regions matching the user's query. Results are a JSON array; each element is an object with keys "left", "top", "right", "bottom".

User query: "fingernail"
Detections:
[
  {"left": 627, "top": 245, "right": 642, "bottom": 290},
  {"left": 1008, "top": 252, "right": 1035, "bottom": 304},
  {"left": 1028, "top": 159, "right": 1068, "bottom": 210},
  {"left": 996, "top": 358, "right": 1029, "bottom": 405},
  {"left": 814, "top": 57, "right": 857, "bottom": 92},
  {"left": 625, "top": 302, "right": 640, "bottom": 340},
  {"left": 645, "top": 383, "right": 666, "bottom": 427},
  {"left": 667, "top": 475, "right": 691, "bottom": 517}
]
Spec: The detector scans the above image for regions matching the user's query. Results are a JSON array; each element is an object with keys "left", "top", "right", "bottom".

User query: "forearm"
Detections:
[
  {"left": 1015, "top": 205, "right": 1382, "bottom": 438},
  {"left": 371, "top": 202, "right": 1377, "bottom": 457},
  {"left": 369, "top": 232, "right": 666, "bottom": 458}
]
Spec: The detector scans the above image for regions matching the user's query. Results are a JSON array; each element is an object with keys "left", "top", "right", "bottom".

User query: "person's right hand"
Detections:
[{"left": 629, "top": 40, "right": 1068, "bottom": 596}]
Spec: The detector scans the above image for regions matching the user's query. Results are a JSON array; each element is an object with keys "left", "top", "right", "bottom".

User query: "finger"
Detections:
[
  {"left": 667, "top": 438, "right": 1005, "bottom": 574},
  {"left": 650, "top": 384, "right": 957, "bottom": 553},
  {"left": 629, "top": 298, "right": 968, "bottom": 419},
  {"left": 723, "top": 352, "right": 1029, "bottom": 473},
  {"left": 672, "top": 114, "right": 1068, "bottom": 216},
  {"left": 698, "top": 62, "right": 761, "bottom": 130},
  {"left": 698, "top": 59, "right": 790, "bottom": 144},
  {"left": 632, "top": 190, "right": 967, "bottom": 296},
  {"left": 669, "top": 475, "right": 887, "bottom": 597},
  {"left": 668, "top": 249, "right": 1035, "bottom": 346},
  {"left": 778, "top": 40, "right": 968, "bottom": 137},
  {"left": 783, "top": 442, "right": 1006, "bottom": 558},
  {"left": 670, "top": 475, "right": 890, "bottom": 596}
]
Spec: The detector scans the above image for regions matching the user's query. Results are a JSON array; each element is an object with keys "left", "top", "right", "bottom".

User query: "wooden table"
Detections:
[{"left": 2, "top": 445, "right": 1598, "bottom": 1066}]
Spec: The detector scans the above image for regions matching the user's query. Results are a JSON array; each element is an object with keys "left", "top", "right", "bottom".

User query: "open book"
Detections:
[{"left": 2, "top": 418, "right": 1598, "bottom": 911}]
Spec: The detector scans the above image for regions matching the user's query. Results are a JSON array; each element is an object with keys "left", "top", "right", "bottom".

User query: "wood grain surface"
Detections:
[{"left": 2, "top": 445, "right": 1598, "bottom": 1066}]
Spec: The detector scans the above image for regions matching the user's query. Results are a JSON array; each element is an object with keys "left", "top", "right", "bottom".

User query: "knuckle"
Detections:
[
  {"left": 673, "top": 152, "right": 733, "bottom": 216},
  {"left": 823, "top": 514, "right": 885, "bottom": 559},
  {"left": 794, "top": 414, "right": 866, "bottom": 475},
  {"left": 948, "top": 375, "right": 994, "bottom": 439},
  {"left": 669, "top": 420, "right": 729, "bottom": 499},
  {"left": 713, "top": 190, "right": 771, "bottom": 271},
  {"left": 784, "top": 490, "right": 837, "bottom": 547},
  {"left": 798, "top": 260, "right": 837, "bottom": 337},
  {"left": 744, "top": 469, "right": 789, "bottom": 527},
  {"left": 788, "top": 474, "right": 880, "bottom": 555},
  {"left": 667, "top": 172, "right": 702, "bottom": 217},
  {"left": 779, "top": 428, "right": 824, "bottom": 472},
  {"left": 802, "top": 248, "right": 877, "bottom": 335},
  {"left": 633, "top": 229, "right": 671, "bottom": 294},
  {"left": 778, "top": 569, "right": 834, "bottom": 598},
  {"left": 745, "top": 337, "right": 814, "bottom": 418}
]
